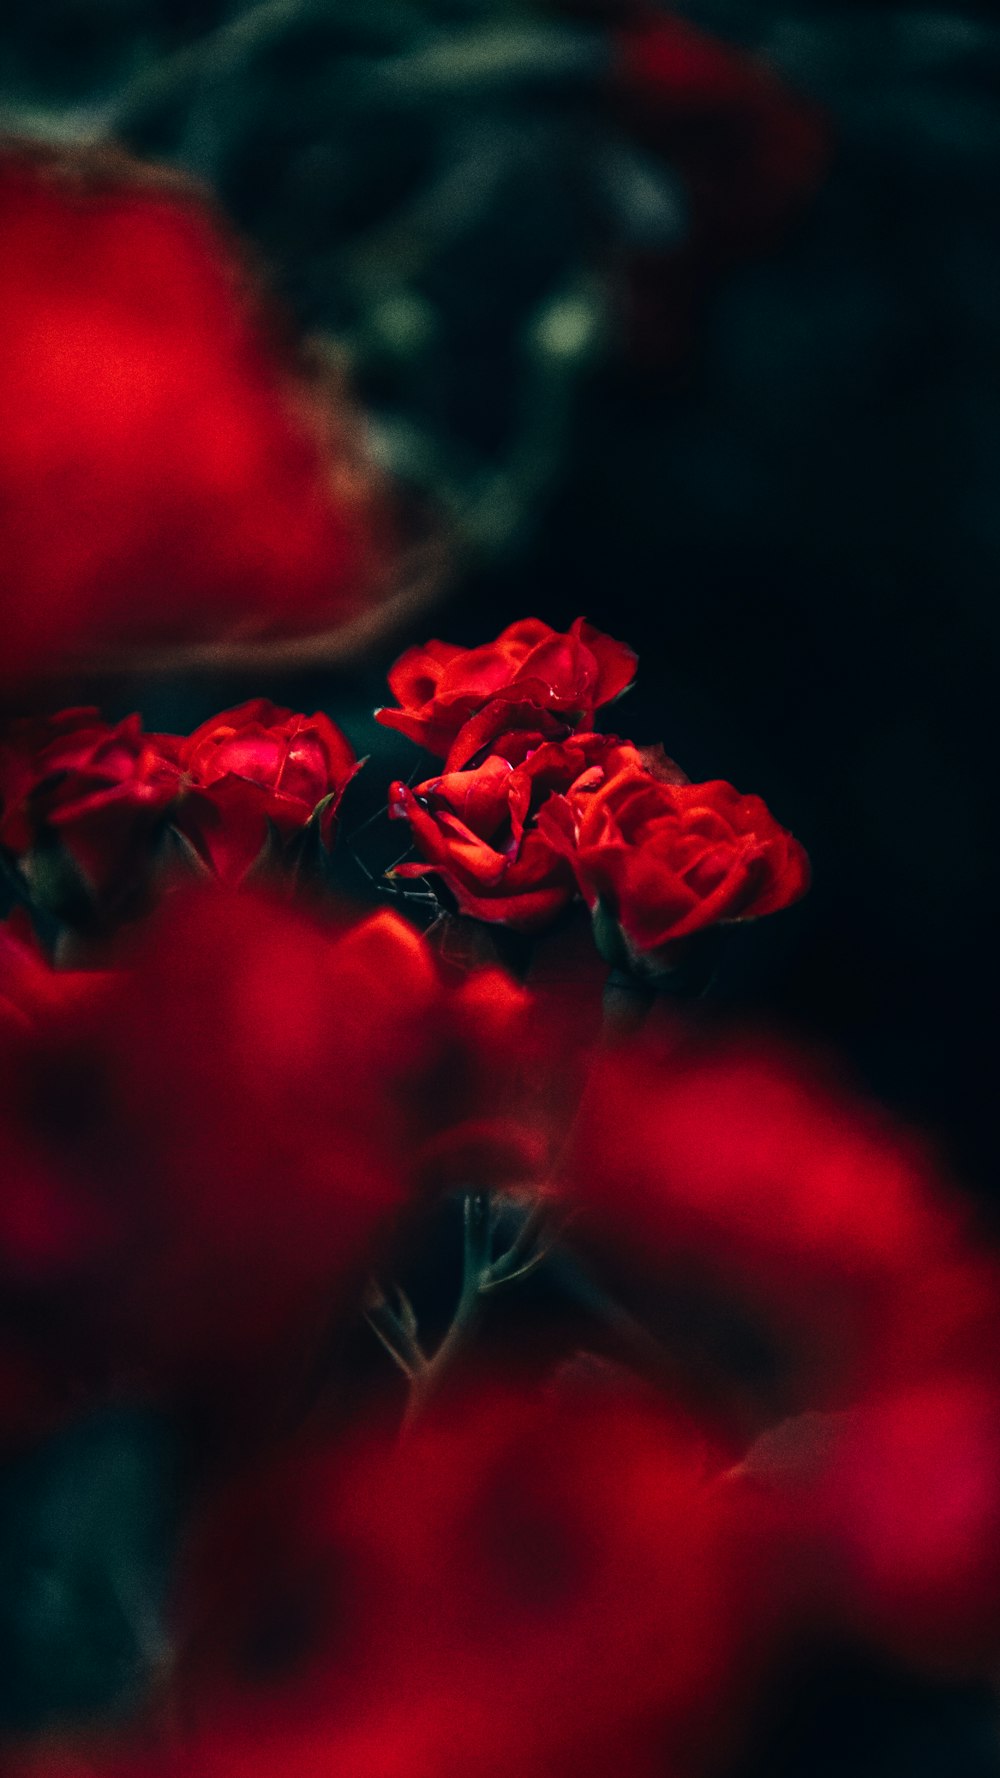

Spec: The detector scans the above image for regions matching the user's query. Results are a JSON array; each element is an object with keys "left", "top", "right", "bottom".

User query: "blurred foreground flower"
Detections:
[
  {"left": 17, "top": 1385, "right": 754, "bottom": 1778},
  {"left": 0, "top": 142, "right": 396, "bottom": 679},
  {"left": 5, "top": 3, "right": 830, "bottom": 564},
  {"left": 0, "top": 889, "right": 549, "bottom": 1442},
  {"left": 562, "top": 1030, "right": 991, "bottom": 1429}
]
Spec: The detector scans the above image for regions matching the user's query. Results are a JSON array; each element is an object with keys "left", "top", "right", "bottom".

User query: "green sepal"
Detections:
[{"left": 591, "top": 898, "right": 631, "bottom": 971}]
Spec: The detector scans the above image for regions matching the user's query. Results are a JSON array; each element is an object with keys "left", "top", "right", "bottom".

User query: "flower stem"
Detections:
[{"left": 402, "top": 1191, "right": 493, "bottom": 1427}]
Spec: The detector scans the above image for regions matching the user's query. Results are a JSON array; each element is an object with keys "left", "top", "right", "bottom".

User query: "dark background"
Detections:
[
  {"left": 2, "top": 1, "right": 1000, "bottom": 1769},
  {"left": 4, "top": 0, "right": 997, "bottom": 1189}
]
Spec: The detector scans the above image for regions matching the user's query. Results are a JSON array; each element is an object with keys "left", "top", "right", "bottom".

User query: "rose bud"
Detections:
[
  {"left": 0, "top": 708, "right": 181, "bottom": 928},
  {"left": 375, "top": 617, "right": 636, "bottom": 764},
  {"left": 171, "top": 699, "right": 359, "bottom": 886},
  {"left": 538, "top": 764, "right": 809, "bottom": 974}
]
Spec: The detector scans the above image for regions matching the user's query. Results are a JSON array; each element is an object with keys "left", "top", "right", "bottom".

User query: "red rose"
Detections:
[
  {"left": 173, "top": 699, "right": 359, "bottom": 884},
  {"left": 0, "top": 707, "right": 180, "bottom": 918},
  {"left": 390, "top": 734, "right": 640, "bottom": 932},
  {"left": 539, "top": 764, "right": 809, "bottom": 965},
  {"left": 375, "top": 617, "right": 637, "bottom": 762},
  {"left": 0, "top": 143, "right": 388, "bottom": 679}
]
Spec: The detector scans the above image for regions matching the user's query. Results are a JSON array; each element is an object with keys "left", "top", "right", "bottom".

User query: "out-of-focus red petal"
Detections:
[{"left": 0, "top": 143, "right": 391, "bottom": 678}]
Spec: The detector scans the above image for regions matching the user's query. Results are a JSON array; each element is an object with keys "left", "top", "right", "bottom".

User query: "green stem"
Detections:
[
  {"left": 601, "top": 967, "right": 657, "bottom": 1038},
  {"left": 402, "top": 1191, "right": 492, "bottom": 1427},
  {"left": 364, "top": 1283, "right": 427, "bottom": 1381}
]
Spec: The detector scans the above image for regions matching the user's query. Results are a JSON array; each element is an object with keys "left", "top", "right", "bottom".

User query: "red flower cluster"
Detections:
[
  {"left": 0, "top": 699, "right": 358, "bottom": 919},
  {"left": 0, "top": 143, "right": 389, "bottom": 679},
  {"left": 382, "top": 616, "right": 808, "bottom": 959},
  {"left": 2, "top": 619, "right": 998, "bottom": 1778}
]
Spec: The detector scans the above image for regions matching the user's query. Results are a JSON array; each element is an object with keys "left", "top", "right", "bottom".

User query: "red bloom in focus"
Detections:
[
  {"left": 173, "top": 699, "right": 359, "bottom": 884},
  {"left": 613, "top": 13, "right": 829, "bottom": 366},
  {"left": 0, "top": 143, "right": 387, "bottom": 678},
  {"left": 0, "top": 707, "right": 180, "bottom": 918},
  {"left": 540, "top": 764, "right": 808, "bottom": 965},
  {"left": 390, "top": 734, "right": 645, "bottom": 931},
  {"left": 375, "top": 617, "right": 637, "bottom": 763}
]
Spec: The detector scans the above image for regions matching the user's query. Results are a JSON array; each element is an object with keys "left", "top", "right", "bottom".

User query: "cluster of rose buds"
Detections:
[
  {"left": 380, "top": 616, "right": 809, "bottom": 974},
  {"left": 1, "top": 621, "right": 998, "bottom": 1778}
]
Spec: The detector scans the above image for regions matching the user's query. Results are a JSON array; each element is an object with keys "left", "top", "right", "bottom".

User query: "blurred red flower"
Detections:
[
  {"left": 0, "top": 894, "right": 417, "bottom": 1412},
  {"left": 165, "top": 1382, "right": 749, "bottom": 1778},
  {"left": 0, "top": 143, "right": 388, "bottom": 678},
  {"left": 0, "top": 890, "right": 554, "bottom": 1428},
  {"left": 539, "top": 765, "right": 808, "bottom": 966},
  {"left": 375, "top": 617, "right": 636, "bottom": 763},
  {"left": 0, "top": 909, "right": 98, "bottom": 1033},
  {"left": 736, "top": 1368, "right": 1000, "bottom": 1676},
  {"left": 561, "top": 1033, "right": 985, "bottom": 1426},
  {"left": 612, "top": 10, "right": 830, "bottom": 366},
  {"left": 172, "top": 699, "right": 358, "bottom": 885}
]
